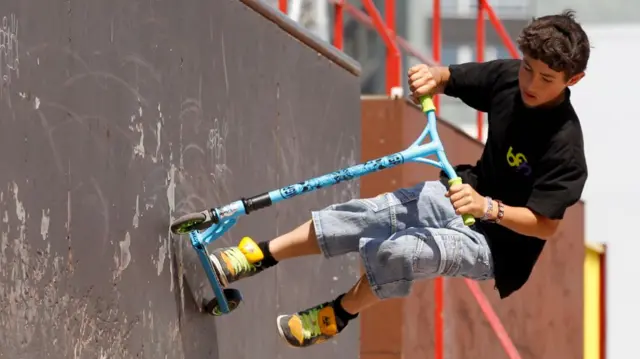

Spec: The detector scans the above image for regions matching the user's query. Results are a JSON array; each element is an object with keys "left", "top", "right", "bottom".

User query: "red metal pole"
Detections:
[
  {"left": 328, "top": 0, "right": 438, "bottom": 66},
  {"left": 340, "top": 0, "right": 438, "bottom": 67},
  {"left": 385, "top": 0, "right": 396, "bottom": 93},
  {"left": 333, "top": 1, "right": 344, "bottom": 50},
  {"left": 481, "top": 0, "right": 520, "bottom": 58},
  {"left": 279, "top": 0, "right": 287, "bottom": 13},
  {"left": 476, "top": 0, "right": 485, "bottom": 141},
  {"left": 466, "top": 281, "right": 523, "bottom": 359},
  {"left": 361, "top": 0, "right": 401, "bottom": 94},
  {"left": 385, "top": 0, "right": 395, "bottom": 39}
]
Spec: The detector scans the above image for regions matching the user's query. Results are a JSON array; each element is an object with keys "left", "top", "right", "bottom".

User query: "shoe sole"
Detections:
[
  {"left": 276, "top": 315, "right": 333, "bottom": 349},
  {"left": 276, "top": 315, "right": 299, "bottom": 348}
]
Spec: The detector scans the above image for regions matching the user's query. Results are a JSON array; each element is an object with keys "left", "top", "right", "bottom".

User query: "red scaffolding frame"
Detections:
[{"left": 278, "top": 1, "right": 522, "bottom": 358}]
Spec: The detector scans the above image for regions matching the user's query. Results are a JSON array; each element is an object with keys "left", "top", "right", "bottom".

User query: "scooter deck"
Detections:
[{"left": 180, "top": 236, "right": 217, "bottom": 312}]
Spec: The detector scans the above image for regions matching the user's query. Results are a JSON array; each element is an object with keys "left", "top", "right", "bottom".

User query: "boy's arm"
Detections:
[
  {"left": 408, "top": 59, "right": 514, "bottom": 112},
  {"left": 448, "top": 183, "right": 562, "bottom": 239},
  {"left": 488, "top": 139, "right": 587, "bottom": 239},
  {"left": 487, "top": 202, "right": 561, "bottom": 239},
  {"left": 448, "top": 133, "right": 587, "bottom": 240}
]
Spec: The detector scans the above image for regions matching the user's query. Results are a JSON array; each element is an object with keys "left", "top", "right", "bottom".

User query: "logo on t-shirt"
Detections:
[{"left": 506, "top": 146, "right": 531, "bottom": 176}]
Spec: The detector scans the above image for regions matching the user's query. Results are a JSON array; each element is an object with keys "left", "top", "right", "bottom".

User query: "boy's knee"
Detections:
[
  {"left": 372, "top": 280, "right": 413, "bottom": 299},
  {"left": 359, "top": 229, "right": 434, "bottom": 299},
  {"left": 372, "top": 235, "right": 417, "bottom": 275}
]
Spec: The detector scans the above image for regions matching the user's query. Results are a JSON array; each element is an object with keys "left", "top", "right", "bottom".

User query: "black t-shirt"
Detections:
[{"left": 439, "top": 59, "right": 588, "bottom": 299}]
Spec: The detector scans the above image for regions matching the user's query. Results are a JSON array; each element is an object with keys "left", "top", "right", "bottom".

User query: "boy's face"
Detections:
[{"left": 518, "top": 54, "right": 584, "bottom": 108}]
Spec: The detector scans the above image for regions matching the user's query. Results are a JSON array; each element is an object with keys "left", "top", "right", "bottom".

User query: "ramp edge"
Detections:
[{"left": 239, "top": 0, "right": 362, "bottom": 77}]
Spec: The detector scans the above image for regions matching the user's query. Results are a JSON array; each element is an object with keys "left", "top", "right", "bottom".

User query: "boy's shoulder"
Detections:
[
  {"left": 444, "top": 58, "right": 523, "bottom": 112},
  {"left": 521, "top": 99, "right": 587, "bottom": 181},
  {"left": 450, "top": 58, "right": 521, "bottom": 80},
  {"left": 487, "top": 58, "right": 522, "bottom": 73},
  {"left": 548, "top": 102, "right": 586, "bottom": 164},
  {"left": 537, "top": 94, "right": 584, "bottom": 145},
  {"left": 488, "top": 58, "right": 521, "bottom": 91}
]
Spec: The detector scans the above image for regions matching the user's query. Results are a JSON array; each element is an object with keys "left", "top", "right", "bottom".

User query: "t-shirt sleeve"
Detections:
[
  {"left": 444, "top": 59, "right": 513, "bottom": 112},
  {"left": 526, "top": 136, "right": 588, "bottom": 220}
]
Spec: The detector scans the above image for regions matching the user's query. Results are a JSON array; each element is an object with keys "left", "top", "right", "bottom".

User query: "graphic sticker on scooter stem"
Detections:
[{"left": 279, "top": 154, "right": 405, "bottom": 199}]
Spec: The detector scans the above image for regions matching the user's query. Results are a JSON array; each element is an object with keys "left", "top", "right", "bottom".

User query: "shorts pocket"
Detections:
[
  {"left": 437, "top": 234, "right": 464, "bottom": 276},
  {"left": 471, "top": 245, "right": 494, "bottom": 280},
  {"left": 360, "top": 186, "right": 421, "bottom": 213}
]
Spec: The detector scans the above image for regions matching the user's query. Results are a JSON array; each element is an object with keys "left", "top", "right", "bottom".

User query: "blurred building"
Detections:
[{"left": 275, "top": 0, "right": 640, "bottom": 140}]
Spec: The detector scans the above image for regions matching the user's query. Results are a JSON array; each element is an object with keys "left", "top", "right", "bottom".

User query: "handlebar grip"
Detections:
[
  {"left": 420, "top": 96, "right": 474, "bottom": 226},
  {"left": 420, "top": 96, "right": 436, "bottom": 113},
  {"left": 448, "top": 177, "right": 476, "bottom": 226}
]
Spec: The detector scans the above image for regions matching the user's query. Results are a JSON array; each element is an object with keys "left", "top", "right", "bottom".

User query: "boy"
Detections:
[{"left": 207, "top": 10, "right": 589, "bottom": 348}]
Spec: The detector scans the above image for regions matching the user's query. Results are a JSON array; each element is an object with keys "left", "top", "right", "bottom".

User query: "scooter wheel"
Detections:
[
  {"left": 204, "top": 288, "right": 243, "bottom": 316},
  {"left": 170, "top": 211, "right": 211, "bottom": 234}
]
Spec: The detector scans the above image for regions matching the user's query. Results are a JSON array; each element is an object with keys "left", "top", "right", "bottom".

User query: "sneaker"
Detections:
[
  {"left": 209, "top": 236, "right": 266, "bottom": 287},
  {"left": 276, "top": 301, "right": 347, "bottom": 348}
]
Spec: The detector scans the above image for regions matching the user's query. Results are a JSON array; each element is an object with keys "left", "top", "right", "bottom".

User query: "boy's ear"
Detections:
[{"left": 566, "top": 72, "right": 585, "bottom": 86}]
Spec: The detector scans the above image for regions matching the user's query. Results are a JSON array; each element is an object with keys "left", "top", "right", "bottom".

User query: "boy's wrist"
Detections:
[
  {"left": 481, "top": 197, "right": 494, "bottom": 221},
  {"left": 481, "top": 197, "right": 504, "bottom": 223},
  {"left": 433, "top": 66, "right": 450, "bottom": 91}
]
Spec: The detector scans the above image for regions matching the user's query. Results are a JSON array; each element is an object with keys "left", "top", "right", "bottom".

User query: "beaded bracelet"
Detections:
[
  {"left": 495, "top": 200, "right": 505, "bottom": 224},
  {"left": 482, "top": 197, "right": 505, "bottom": 223}
]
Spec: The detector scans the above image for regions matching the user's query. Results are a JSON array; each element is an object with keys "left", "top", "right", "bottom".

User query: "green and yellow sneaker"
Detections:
[
  {"left": 276, "top": 301, "right": 347, "bottom": 348},
  {"left": 209, "top": 236, "right": 266, "bottom": 287}
]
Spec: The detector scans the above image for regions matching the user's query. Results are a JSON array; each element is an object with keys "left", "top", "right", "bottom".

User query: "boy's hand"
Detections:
[
  {"left": 445, "top": 183, "right": 487, "bottom": 218},
  {"left": 407, "top": 64, "right": 440, "bottom": 104}
]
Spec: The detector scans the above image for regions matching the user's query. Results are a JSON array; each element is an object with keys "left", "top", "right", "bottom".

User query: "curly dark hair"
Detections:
[{"left": 516, "top": 10, "right": 590, "bottom": 80}]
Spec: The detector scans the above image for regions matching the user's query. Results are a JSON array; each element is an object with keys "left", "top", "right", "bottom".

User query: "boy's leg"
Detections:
[
  {"left": 274, "top": 182, "right": 495, "bottom": 348},
  {"left": 209, "top": 185, "right": 403, "bottom": 286},
  {"left": 208, "top": 219, "right": 320, "bottom": 286}
]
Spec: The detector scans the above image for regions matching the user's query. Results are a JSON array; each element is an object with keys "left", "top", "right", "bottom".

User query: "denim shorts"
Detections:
[{"left": 311, "top": 180, "right": 494, "bottom": 300}]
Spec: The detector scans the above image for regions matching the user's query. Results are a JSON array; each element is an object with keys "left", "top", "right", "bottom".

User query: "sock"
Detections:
[
  {"left": 332, "top": 293, "right": 359, "bottom": 329},
  {"left": 257, "top": 241, "right": 279, "bottom": 268}
]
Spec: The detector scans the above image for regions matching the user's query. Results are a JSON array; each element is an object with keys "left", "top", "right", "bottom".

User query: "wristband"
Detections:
[{"left": 481, "top": 196, "right": 493, "bottom": 221}]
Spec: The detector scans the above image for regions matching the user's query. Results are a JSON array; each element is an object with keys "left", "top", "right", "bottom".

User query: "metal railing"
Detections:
[{"left": 277, "top": 1, "right": 523, "bottom": 358}]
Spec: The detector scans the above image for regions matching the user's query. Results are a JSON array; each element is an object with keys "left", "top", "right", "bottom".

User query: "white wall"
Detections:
[
  {"left": 570, "top": 24, "right": 640, "bottom": 359},
  {"left": 535, "top": 0, "right": 640, "bottom": 23}
]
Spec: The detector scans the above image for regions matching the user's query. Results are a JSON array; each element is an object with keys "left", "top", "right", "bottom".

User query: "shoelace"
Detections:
[
  {"left": 299, "top": 308, "right": 322, "bottom": 339},
  {"left": 224, "top": 247, "right": 255, "bottom": 274}
]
